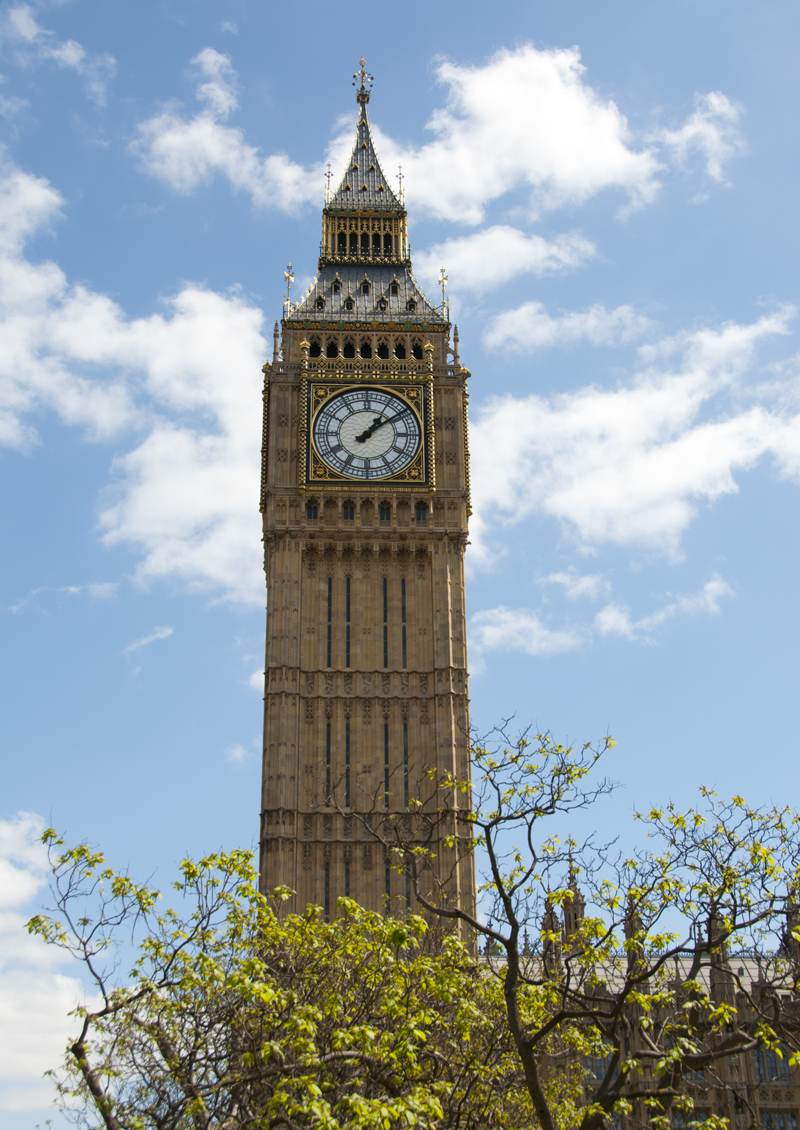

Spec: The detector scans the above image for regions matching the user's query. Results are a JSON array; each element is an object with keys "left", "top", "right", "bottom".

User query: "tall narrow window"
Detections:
[
  {"left": 403, "top": 721, "right": 409, "bottom": 807},
  {"left": 384, "top": 721, "right": 389, "bottom": 810},
  {"left": 383, "top": 577, "right": 388, "bottom": 668},
  {"left": 307, "top": 504, "right": 318, "bottom": 520},
  {"left": 379, "top": 504, "right": 391, "bottom": 522},
  {"left": 405, "top": 863, "right": 411, "bottom": 910},
  {"left": 415, "top": 503, "right": 427, "bottom": 523},
  {"left": 343, "top": 504, "right": 355, "bottom": 520},
  {"left": 345, "top": 577, "right": 351, "bottom": 668},
  {"left": 325, "top": 863, "right": 330, "bottom": 919},
  {"left": 401, "top": 578, "right": 407, "bottom": 669},
  {"left": 345, "top": 865, "right": 350, "bottom": 897},
  {"left": 325, "top": 722, "right": 331, "bottom": 807},
  {"left": 327, "top": 577, "right": 332, "bottom": 668},
  {"left": 345, "top": 720, "right": 350, "bottom": 808}
]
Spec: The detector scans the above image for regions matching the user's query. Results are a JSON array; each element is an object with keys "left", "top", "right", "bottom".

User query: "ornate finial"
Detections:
[
  {"left": 283, "top": 263, "right": 294, "bottom": 317},
  {"left": 439, "top": 266, "right": 448, "bottom": 310},
  {"left": 325, "top": 162, "right": 332, "bottom": 203},
  {"left": 353, "top": 56, "right": 373, "bottom": 115},
  {"left": 397, "top": 164, "right": 404, "bottom": 204}
]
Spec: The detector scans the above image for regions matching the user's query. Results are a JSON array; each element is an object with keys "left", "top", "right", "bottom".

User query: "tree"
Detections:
[
  {"left": 363, "top": 724, "right": 800, "bottom": 1130},
  {"left": 29, "top": 836, "right": 568, "bottom": 1130}
]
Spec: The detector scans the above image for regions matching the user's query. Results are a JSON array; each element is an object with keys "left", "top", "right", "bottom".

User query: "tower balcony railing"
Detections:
[
  {"left": 266, "top": 359, "right": 466, "bottom": 380},
  {"left": 319, "top": 249, "right": 411, "bottom": 267}
]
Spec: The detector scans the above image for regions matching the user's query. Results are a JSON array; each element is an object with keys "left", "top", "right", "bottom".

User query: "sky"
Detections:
[{"left": 2, "top": 0, "right": 800, "bottom": 1120}]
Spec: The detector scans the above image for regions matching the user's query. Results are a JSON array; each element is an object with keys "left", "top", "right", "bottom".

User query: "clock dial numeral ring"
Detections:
[{"left": 311, "top": 387, "right": 422, "bottom": 481}]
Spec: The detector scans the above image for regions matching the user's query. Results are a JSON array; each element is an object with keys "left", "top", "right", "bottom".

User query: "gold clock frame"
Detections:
[{"left": 302, "top": 380, "right": 433, "bottom": 489}]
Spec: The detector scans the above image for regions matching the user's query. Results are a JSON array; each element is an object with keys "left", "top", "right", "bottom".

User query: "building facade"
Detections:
[{"left": 258, "top": 63, "right": 475, "bottom": 919}]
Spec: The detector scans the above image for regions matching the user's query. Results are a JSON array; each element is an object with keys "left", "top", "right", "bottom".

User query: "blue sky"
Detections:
[{"left": 2, "top": 0, "right": 800, "bottom": 1119}]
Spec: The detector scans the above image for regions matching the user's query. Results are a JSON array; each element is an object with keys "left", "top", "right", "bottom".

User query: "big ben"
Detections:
[{"left": 259, "top": 60, "right": 475, "bottom": 919}]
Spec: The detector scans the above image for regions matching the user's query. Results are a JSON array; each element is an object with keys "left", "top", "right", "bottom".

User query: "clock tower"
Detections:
[{"left": 259, "top": 61, "right": 474, "bottom": 919}]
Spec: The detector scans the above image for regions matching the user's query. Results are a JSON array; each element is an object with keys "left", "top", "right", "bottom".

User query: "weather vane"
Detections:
[
  {"left": 397, "top": 164, "right": 404, "bottom": 203},
  {"left": 325, "top": 162, "right": 332, "bottom": 202},
  {"left": 353, "top": 56, "right": 373, "bottom": 93},
  {"left": 439, "top": 266, "right": 448, "bottom": 309}
]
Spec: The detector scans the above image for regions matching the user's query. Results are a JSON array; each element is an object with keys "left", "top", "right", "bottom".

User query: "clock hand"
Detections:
[{"left": 355, "top": 415, "right": 386, "bottom": 442}]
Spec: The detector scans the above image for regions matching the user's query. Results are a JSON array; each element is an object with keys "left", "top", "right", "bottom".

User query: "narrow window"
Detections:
[
  {"left": 344, "top": 298, "right": 354, "bottom": 313},
  {"left": 337, "top": 232, "right": 347, "bottom": 253},
  {"left": 325, "top": 721, "right": 331, "bottom": 807},
  {"left": 325, "top": 863, "right": 330, "bottom": 919},
  {"left": 403, "top": 720, "right": 409, "bottom": 807},
  {"left": 349, "top": 232, "right": 358, "bottom": 254},
  {"left": 343, "top": 504, "right": 355, "bottom": 520},
  {"left": 415, "top": 504, "right": 427, "bottom": 523},
  {"left": 327, "top": 576, "right": 332, "bottom": 668},
  {"left": 315, "top": 298, "right": 324, "bottom": 311},
  {"left": 378, "top": 299, "right": 387, "bottom": 312},
  {"left": 343, "top": 339, "right": 355, "bottom": 357},
  {"left": 345, "top": 865, "right": 350, "bottom": 897},
  {"left": 361, "top": 232, "right": 369, "bottom": 252},
  {"left": 332, "top": 280, "right": 341, "bottom": 293},
  {"left": 406, "top": 299, "right": 416, "bottom": 312},
  {"left": 384, "top": 721, "right": 389, "bottom": 809},
  {"left": 377, "top": 340, "right": 389, "bottom": 358},
  {"left": 307, "top": 504, "right": 318, "bottom": 520},
  {"left": 372, "top": 232, "right": 381, "bottom": 252},
  {"left": 385, "top": 234, "right": 393, "bottom": 255},
  {"left": 394, "top": 342, "right": 406, "bottom": 360},
  {"left": 401, "top": 577, "right": 407, "bottom": 669},
  {"left": 379, "top": 504, "right": 391, "bottom": 522},
  {"left": 359, "top": 341, "right": 372, "bottom": 359},
  {"left": 361, "top": 281, "right": 370, "bottom": 295},
  {"left": 345, "top": 576, "right": 351, "bottom": 668},
  {"left": 383, "top": 577, "right": 388, "bottom": 668},
  {"left": 326, "top": 340, "right": 338, "bottom": 358},
  {"left": 309, "top": 337, "right": 321, "bottom": 356},
  {"left": 345, "top": 719, "right": 350, "bottom": 807},
  {"left": 390, "top": 282, "right": 399, "bottom": 296},
  {"left": 411, "top": 342, "right": 423, "bottom": 360}
]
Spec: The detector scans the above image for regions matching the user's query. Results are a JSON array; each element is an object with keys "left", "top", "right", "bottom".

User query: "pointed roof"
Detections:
[{"left": 328, "top": 58, "right": 402, "bottom": 211}]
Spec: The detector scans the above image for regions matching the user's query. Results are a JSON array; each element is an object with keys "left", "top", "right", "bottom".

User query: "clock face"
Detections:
[{"left": 312, "top": 387, "right": 422, "bottom": 480}]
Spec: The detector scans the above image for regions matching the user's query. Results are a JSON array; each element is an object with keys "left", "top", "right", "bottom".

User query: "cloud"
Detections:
[
  {"left": 414, "top": 226, "right": 595, "bottom": 291},
  {"left": 132, "top": 49, "right": 321, "bottom": 212},
  {"left": 1, "top": 4, "right": 116, "bottom": 105},
  {"left": 0, "top": 813, "right": 87, "bottom": 1111},
  {"left": 225, "top": 743, "right": 249, "bottom": 764},
  {"left": 8, "top": 581, "right": 118, "bottom": 613},
  {"left": 470, "top": 605, "right": 584, "bottom": 660},
  {"left": 121, "top": 625, "right": 173, "bottom": 654},
  {"left": 657, "top": 92, "right": 744, "bottom": 184},
  {"left": 0, "top": 155, "right": 267, "bottom": 603},
  {"left": 469, "top": 308, "right": 798, "bottom": 563},
  {"left": 248, "top": 668, "right": 264, "bottom": 691},
  {"left": 484, "top": 301, "right": 652, "bottom": 352},
  {"left": 595, "top": 573, "right": 734, "bottom": 639},
  {"left": 544, "top": 571, "right": 609, "bottom": 600}
]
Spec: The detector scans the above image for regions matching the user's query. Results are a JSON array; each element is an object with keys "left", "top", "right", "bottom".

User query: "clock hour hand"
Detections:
[{"left": 355, "top": 415, "right": 388, "bottom": 442}]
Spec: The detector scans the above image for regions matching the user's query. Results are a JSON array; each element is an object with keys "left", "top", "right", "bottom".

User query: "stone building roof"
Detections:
[{"left": 328, "top": 66, "right": 401, "bottom": 212}]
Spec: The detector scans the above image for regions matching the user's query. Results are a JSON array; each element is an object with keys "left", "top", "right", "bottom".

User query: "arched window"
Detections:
[
  {"left": 361, "top": 281, "right": 371, "bottom": 296},
  {"left": 332, "top": 281, "right": 341, "bottom": 294},
  {"left": 360, "top": 340, "right": 372, "bottom": 359},
  {"left": 326, "top": 340, "right": 339, "bottom": 358},
  {"left": 376, "top": 340, "right": 389, "bottom": 359},
  {"left": 411, "top": 341, "right": 423, "bottom": 360},
  {"left": 306, "top": 503, "right": 318, "bottom": 520},
  {"left": 344, "top": 297, "right": 354, "bottom": 311},
  {"left": 390, "top": 283, "right": 399, "bottom": 296},
  {"left": 372, "top": 232, "right": 381, "bottom": 253},
  {"left": 343, "top": 339, "right": 356, "bottom": 358},
  {"left": 378, "top": 298, "right": 387, "bottom": 312},
  {"left": 349, "top": 232, "right": 358, "bottom": 254},
  {"left": 315, "top": 297, "right": 324, "bottom": 311},
  {"left": 384, "top": 233, "right": 393, "bottom": 254},
  {"left": 394, "top": 341, "right": 406, "bottom": 359},
  {"left": 379, "top": 504, "right": 391, "bottom": 522},
  {"left": 361, "top": 232, "right": 369, "bottom": 252},
  {"left": 337, "top": 232, "right": 347, "bottom": 253},
  {"left": 415, "top": 503, "right": 427, "bottom": 523},
  {"left": 406, "top": 299, "right": 416, "bottom": 312},
  {"left": 308, "top": 338, "right": 321, "bottom": 358},
  {"left": 343, "top": 503, "right": 355, "bottom": 520}
]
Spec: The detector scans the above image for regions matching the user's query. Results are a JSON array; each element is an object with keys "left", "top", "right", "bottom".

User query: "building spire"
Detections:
[{"left": 353, "top": 56, "right": 373, "bottom": 120}]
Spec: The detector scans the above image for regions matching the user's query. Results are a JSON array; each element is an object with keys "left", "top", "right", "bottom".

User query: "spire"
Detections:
[{"left": 328, "top": 59, "right": 402, "bottom": 211}]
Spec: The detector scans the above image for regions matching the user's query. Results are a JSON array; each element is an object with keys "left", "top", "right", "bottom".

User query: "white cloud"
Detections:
[
  {"left": 0, "top": 813, "right": 86, "bottom": 1111},
  {"left": 0, "top": 155, "right": 267, "bottom": 604},
  {"left": 381, "top": 45, "right": 661, "bottom": 224},
  {"left": 544, "top": 571, "right": 609, "bottom": 600},
  {"left": 485, "top": 301, "right": 652, "bottom": 352},
  {"left": 132, "top": 49, "right": 321, "bottom": 212},
  {"left": 2, "top": 4, "right": 116, "bottom": 105},
  {"left": 658, "top": 92, "right": 744, "bottom": 184},
  {"left": 121, "top": 625, "right": 173, "bottom": 654},
  {"left": 415, "top": 226, "right": 595, "bottom": 291},
  {"left": 470, "top": 308, "right": 798, "bottom": 562},
  {"left": 8, "top": 581, "right": 118, "bottom": 613},
  {"left": 470, "top": 605, "right": 584, "bottom": 659},
  {"left": 225, "top": 743, "right": 249, "bottom": 764},
  {"left": 248, "top": 668, "right": 264, "bottom": 691},
  {"left": 595, "top": 573, "right": 734, "bottom": 639}
]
